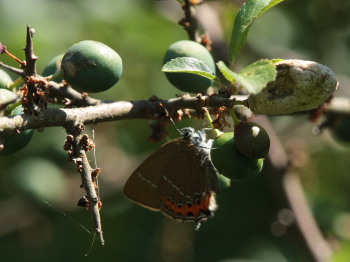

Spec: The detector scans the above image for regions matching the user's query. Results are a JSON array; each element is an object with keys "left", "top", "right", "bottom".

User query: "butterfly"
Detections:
[{"left": 123, "top": 127, "right": 219, "bottom": 224}]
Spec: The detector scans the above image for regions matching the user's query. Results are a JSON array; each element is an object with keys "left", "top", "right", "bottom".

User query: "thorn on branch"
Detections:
[{"left": 24, "top": 24, "right": 38, "bottom": 77}]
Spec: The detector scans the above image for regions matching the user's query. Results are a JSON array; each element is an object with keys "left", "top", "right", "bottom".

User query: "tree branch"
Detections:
[
  {"left": 0, "top": 62, "right": 26, "bottom": 78},
  {"left": 179, "top": 0, "right": 200, "bottom": 42},
  {"left": 1, "top": 95, "right": 348, "bottom": 137},
  {"left": 0, "top": 94, "right": 244, "bottom": 136}
]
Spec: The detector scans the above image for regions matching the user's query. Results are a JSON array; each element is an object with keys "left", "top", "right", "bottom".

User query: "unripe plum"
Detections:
[
  {"left": 61, "top": 40, "right": 123, "bottom": 93},
  {"left": 163, "top": 40, "right": 216, "bottom": 93},
  {"left": 234, "top": 121, "right": 270, "bottom": 159},
  {"left": 0, "top": 105, "right": 34, "bottom": 155},
  {"left": 0, "top": 69, "right": 13, "bottom": 89},
  {"left": 42, "top": 54, "right": 64, "bottom": 82},
  {"left": 0, "top": 89, "right": 17, "bottom": 105},
  {"left": 210, "top": 132, "right": 264, "bottom": 180}
]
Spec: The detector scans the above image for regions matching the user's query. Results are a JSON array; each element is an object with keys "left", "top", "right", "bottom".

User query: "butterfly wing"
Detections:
[
  {"left": 123, "top": 138, "right": 219, "bottom": 222},
  {"left": 123, "top": 142, "right": 175, "bottom": 210}
]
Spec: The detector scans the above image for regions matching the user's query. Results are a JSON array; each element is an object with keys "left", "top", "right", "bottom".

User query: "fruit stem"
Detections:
[
  {"left": 4, "top": 100, "right": 21, "bottom": 116},
  {"left": 229, "top": 108, "right": 241, "bottom": 127},
  {"left": 47, "top": 68, "right": 63, "bottom": 81},
  {"left": 8, "top": 77, "right": 24, "bottom": 91},
  {"left": 214, "top": 77, "right": 227, "bottom": 89},
  {"left": 204, "top": 108, "right": 221, "bottom": 137},
  {"left": 1, "top": 46, "right": 26, "bottom": 67}
]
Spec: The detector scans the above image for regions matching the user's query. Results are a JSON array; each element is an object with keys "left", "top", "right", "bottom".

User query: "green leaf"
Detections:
[
  {"left": 217, "top": 60, "right": 277, "bottom": 95},
  {"left": 162, "top": 57, "right": 216, "bottom": 80},
  {"left": 217, "top": 61, "right": 238, "bottom": 83},
  {"left": 229, "top": 0, "right": 285, "bottom": 64},
  {"left": 217, "top": 61, "right": 256, "bottom": 92},
  {"left": 239, "top": 60, "right": 277, "bottom": 94}
]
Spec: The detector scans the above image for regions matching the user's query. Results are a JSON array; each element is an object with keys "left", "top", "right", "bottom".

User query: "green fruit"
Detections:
[
  {"left": 217, "top": 174, "right": 231, "bottom": 189},
  {"left": 42, "top": 54, "right": 64, "bottom": 82},
  {"left": 0, "top": 69, "right": 13, "bottom": 89},
  {"left": 330, "top": 117, "right": 350, "bottom": 146},
  {"left": 0, "top": 105, "right": 34, "bottom": 155},
  {"left": 0, "top": 89, "right": 18, "bottom": 116},
  {"left": 234, "top": 121, "right": 270, "bottom": 159},
  {"left": 0, "top": 89, "right": 17, "bottom": 105},
  {"left": 210, "top": 132, "right": 264, "bottom": 180},
  {"left": 61, "top": 40, "right": 123, "bottom": 93},
  {"left": 163, "top": 40, "right": 216, "bottom": 93}
]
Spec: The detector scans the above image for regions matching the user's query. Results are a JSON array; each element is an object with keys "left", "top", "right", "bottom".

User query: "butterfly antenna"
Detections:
[
  {"left": 84, "top": 231, "right": 97, "bottom": 256},
  {"left": 42, "top": 200, "right": 92, "bottom": 235},
  {"left": 159, "top": 103, "right": 183, "bottom": 135}
]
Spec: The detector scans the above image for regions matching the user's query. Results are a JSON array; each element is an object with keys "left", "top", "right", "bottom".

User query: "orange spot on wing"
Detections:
[{"left": 160, "top": 193, "right": 212, "bottom": 220}]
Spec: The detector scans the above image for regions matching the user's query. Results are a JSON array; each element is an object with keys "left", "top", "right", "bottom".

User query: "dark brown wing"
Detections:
[{"left": 123, "top": 138, "right": 219, "bottom": 222}]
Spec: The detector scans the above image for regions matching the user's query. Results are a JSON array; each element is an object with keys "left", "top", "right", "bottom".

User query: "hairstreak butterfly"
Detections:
[{"left": 123, "top": 127, "right": 219, "bottom": 225}]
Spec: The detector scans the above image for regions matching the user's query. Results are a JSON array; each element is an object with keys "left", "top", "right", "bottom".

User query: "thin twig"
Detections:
[
  {"left": 283, "top": 172, "right": 333, "bottom": 262},
  {"left": 67, "top": 124, "right": 105, "bottom": 245},
  {"left": 47, "top": 82, "right": 101, "bottom": 107},
  {"left": 179, "top": 0, "right": 200, "bottom": 42},
  {"left": 0, "top": 62, "right": 26, "bottom": 78}
]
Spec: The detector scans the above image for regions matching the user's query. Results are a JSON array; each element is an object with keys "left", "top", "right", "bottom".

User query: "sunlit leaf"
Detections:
[
  {"left": 162, "top": 57, "right": 216, "bottom": 80},
  {"left": 239, "top": 59, "right": 277, "bottom": 94},
  {"left": 217, "top": 60, "right": 277, "bottom": 94},
  {"left": 229, "top": 0, "right": 285, "bottom": 64}
]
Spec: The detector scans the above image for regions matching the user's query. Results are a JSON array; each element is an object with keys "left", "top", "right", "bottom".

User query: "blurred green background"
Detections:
[{"left": 1, "top": 0, "right": 350, "bottom": 261}]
